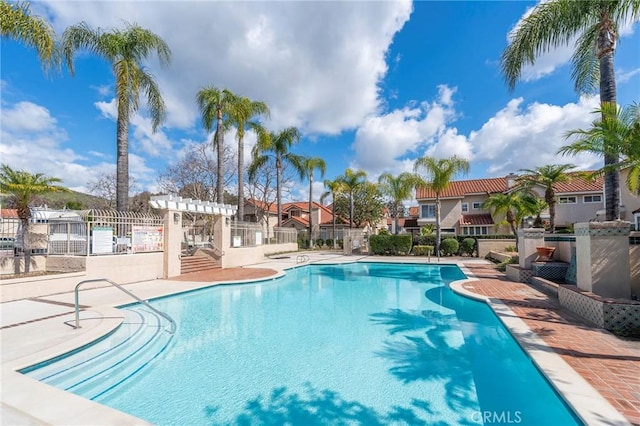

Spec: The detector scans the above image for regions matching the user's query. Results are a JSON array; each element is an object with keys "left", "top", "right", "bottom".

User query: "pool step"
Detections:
[{"left": 23, "top": 307, "right": 174, "bottom": 400}]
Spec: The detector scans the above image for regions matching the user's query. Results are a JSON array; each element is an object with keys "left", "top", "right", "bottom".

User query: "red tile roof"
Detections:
[
  {"left": 460, "top": 214, "right": 494, "bottom": 226},
  {"left": 416, "top": 177, "right": 508, "bottom": 199},
  {"left": 245, "top": 199, "right": 278, "bottom": 214},
  {"left": 0, "top": 209, "right": 19, "bottom": 219},
  {"left": 552, "top": 173, "right": 604, "bottom": 194},
  {"left": 282, "top": 216, "right": 309, "bottom": 227}
]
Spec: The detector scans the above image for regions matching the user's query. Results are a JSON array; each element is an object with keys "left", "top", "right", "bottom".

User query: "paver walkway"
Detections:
[{"left": 461, "top": 263, "right": 640, "bottom": 426}]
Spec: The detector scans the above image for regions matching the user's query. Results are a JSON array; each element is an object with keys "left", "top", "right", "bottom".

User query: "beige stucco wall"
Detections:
[
  {"left": 86, "top": 253, "right": 164, "bottom": 283},
  {"left": 477, "top": 239, "right": 517, "bottom": 258},
  {"left": 555, "top": 194, "right": 602, "bottom": 226},
  {"left": 620, "top": 169, "right": 640, "bottom": 221},
  {"left": 0, "top": 255, "right": 47, "bottom": 275}
]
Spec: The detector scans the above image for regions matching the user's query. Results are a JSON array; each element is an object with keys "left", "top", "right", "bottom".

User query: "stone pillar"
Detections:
[
  {"left": 575, "top": 221, "right": 631, "bottom": 299},
  {"left": 163, "top": 210, "right": 183, "bottom": 279},
  {"left": 518, "top": 228, "right": 545, "bottom": 269},
  {"left": 213, "top": 215, "right": 231, "bottom": 268}
]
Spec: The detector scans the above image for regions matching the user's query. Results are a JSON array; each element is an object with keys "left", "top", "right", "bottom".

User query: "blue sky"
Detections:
[{"left": 1, "top": 0, "right": 639, "bottom": 203}]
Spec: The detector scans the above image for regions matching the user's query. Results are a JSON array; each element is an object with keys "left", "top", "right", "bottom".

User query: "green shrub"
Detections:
[
  {"left": 325, "top": 238, "right": 334, "bottom": 249},
  {"left": 412, "top": 245, "right": 434, "bottom": 256},
  {"left": 440, "top": 238, "right": 459, "bottom": 256},
  {"left": 370, "top": 234, "right": 412, "bottom": 255},
  {"left": 413, "top": 235, "right": 437, "bottom": 247},
  {"left": 337, "top": 239, "right": 344, "bottom": 249},
  {"left": 315, "top": 238, "right": 324, "bottom": 248},
  {"left": 297, "top": 238, "right": 309, "bottom": 249},
  {"left": 378, "top": 228, "right": 390, "bottom": 235},
  {"left": 460, "top": 238, "right": 476, "bottom": 256},
  {"left": 505, "top": 245, "right": 516, "bottom": 252}
]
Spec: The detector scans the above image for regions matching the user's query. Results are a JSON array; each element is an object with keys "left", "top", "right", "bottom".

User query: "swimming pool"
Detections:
[{"left": 25, "top": 262, "right": 581, "bottom": 425}]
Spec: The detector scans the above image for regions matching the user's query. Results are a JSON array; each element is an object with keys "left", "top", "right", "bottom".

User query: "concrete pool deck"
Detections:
[{"left": 1, "top": 253, "right": 638, "bottom": 425}]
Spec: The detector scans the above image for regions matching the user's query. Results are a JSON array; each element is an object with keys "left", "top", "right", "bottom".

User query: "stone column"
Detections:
[
  {"left": 518, "top": 228, "right": 545, "bottom": 269},
  {"left": 575, "top": 221, "right": 631, "bottom": 299},
  {"left": 163, "top": 210, "right": 183, "bottom": 279},
  {"left": 213, "top": 215, "right": 231, "bottom": 268}
]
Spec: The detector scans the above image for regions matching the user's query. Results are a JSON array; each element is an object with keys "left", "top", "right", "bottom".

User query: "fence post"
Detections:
[{"left": 163, "top": 210, "right": 183, "bottom": 279}]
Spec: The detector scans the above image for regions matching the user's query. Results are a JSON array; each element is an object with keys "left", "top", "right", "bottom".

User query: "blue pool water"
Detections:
[{"left": 27, "top": 262, "right": 581, "bottom": 425}]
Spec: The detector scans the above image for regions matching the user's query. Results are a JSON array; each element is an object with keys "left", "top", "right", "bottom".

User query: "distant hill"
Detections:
[{"left": 1, "top": 190, "right": 110, "bottom": 210}]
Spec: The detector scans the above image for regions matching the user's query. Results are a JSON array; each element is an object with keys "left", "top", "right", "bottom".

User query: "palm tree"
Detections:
[
  {"left": 336, "top": 169, "right": 367, "bottom": 229},
  {"left": 302, "top": 156, "right": 326, "bottom": 246},
  {"left": 0, "top": 165, "right": 69, "bottom": 272},
  {"left": 321, "top": 178, "right": 344, "bottom": 248},
  {"left": 414, "top": 156, "right": 469, "bottom": 256},
  {"left": 501, "top": 0, "right": 640, "bottom": 221},
  {"left": 62, "top": 22, "right": 171, "bottom": 211},
  {"left": 378, "top": 172, "right": 421, "bottom": 235},
  {"left": 1, "top": 0, "right": 58, "bottom": 71},
  {"left": 196, "top": 87, "right": 239, "bottom": 204},
  {"left": 483, "top": 191, "right": 539, "bottom": 250},
  {"left": 248, "top": 127, "right": 305, "bottom": 227},
  {"left": 226, "top": 96, "right": 269, "bottom": 221},
  {"left": 517, "top": 164, "right": 575, "bottom": 232},
  {"left": 561, "top": 102, "right": 640, "bottom": 195}
]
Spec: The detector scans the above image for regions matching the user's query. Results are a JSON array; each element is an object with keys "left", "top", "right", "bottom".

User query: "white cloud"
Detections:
[
  {"left": 617, "top": 67, "right": 640, "bottom": 84},
  {"left": 468, "top": 95, "right": 602, "bottom": 175},
  {"left": 351, "top": 85, "right": 458, "bottom": 176},
  {"left": 44, "top": 0, "right": 413, "bottom": 135},
  {"left": 1, "top": 101, "right": 58, "bottom": 132}
]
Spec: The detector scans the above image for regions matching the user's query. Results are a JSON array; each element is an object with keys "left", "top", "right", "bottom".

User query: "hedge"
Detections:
[{"left": 370, "top": 234, "right": 412, "bottom": 255}]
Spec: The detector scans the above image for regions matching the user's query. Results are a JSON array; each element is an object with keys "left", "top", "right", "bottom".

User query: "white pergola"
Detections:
[{"left": 149, "top": 195, "right": 237, "bottom": 216}]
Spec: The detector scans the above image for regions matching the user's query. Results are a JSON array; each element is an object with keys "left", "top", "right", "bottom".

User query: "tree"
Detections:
[
  {"left": 378, "top": 172, "right": 420, "bottom": 235},
  {"left": 158, "top": 141, "right": 237, "bottom": 204},
  {"left": 63, "top": 22, "right": 171, "bottom": 211},
  {"left": 0, "top": 165, "right": 69, "bottom": 273},
  {"left": 561, "top": 102, "right": 640, "bottom": 195},
  {"left": 1, "top": 0, "right": 58, "bottom": 71},
  {"left": 196, "top": 87, "right": 240, "bottom": 204},
  {"left": 302, "top": 156, "right": 326, "bottom": 245},
  {"left": 248, "top": 127, "right": 305, "bottom": 227},
  {"left": 226, "top": 96, "right": 269, "bottom": 221},
  {"left": 321, "top": 178, "right": 344, "bottom": 248},
  {"left": 501, "top": 0, "right": 640, "bottom": 220},
  {"left": 336, "top": 168, "right": 367, "bottom": 229},
  {"left": 333, "top": 181, "right": 384, "bottom": 229},
  {"left": 414, "top": 155, "right": 469, "bottom": 256},
  {"left": 483, "top": 191, "right": 540, "bottom": 250},
  {"left": 516, "top": 164, "right": 575, "bottom": 232},
  {"left": 87, "top": 171, "right": 139, "bottom": 209}
]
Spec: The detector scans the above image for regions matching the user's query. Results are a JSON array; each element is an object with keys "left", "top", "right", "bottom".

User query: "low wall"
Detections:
[
  {"left": 631, "top": 232, "right": 640, "bottom": 298},
  {"left": 558, "top": 284, "right": 640, "bottom": 334},
  {"left": 223, "top": 243, "right": 298, "bottom": 268},
  {"left": 0, "top": 256, "right": 47, "bottom": 275},
  {"left": 0, "top": 253, "right": 164, "bottom": 302},
  {"left": 477, "top": 239, "right": 515, "bottom": 258},
  {"left": 542, "top": 236, "right": 574, "bottom": 263}
]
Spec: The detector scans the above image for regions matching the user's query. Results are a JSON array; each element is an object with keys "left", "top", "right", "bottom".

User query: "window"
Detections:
[
  {"left": 558, "top": 196, "right": 577, "bottom": 204},
  {"left": 472, "top": 202, "right": 482, "bottom": 209},
  {"left": 462, "top": 226, "right": 488, "bottom": 236},
  {"left": 461, "top": 203, "right": 469, "bottom": 213},
  {"left": 420, "top": 204, "right": 436, "bottom": 218},
  {"left": 291, "top": 210, "right": 301, "bottom": 217},
  {"left": 583, "top": 195, "right": 602, "bottom": 203}
]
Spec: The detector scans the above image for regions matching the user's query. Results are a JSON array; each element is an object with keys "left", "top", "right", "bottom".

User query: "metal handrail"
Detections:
[
  {"left": 74, "top": 278, "right": 176, "bottom": 334},
  {"left": 296, "top": 254, "right": 310, "bottom": 264}
]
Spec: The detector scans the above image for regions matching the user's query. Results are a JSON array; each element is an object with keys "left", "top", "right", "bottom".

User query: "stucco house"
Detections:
[{"left": 415, "top": 171, "right": 639, "bottom": 235}]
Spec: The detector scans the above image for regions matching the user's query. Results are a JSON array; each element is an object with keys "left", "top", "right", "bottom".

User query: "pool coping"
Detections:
[
  {"left": 451, "top": 263, "right": 631, "bottom": 426},
  {"left": 1, "top": 257, "right": 630, "bottom": 425}
]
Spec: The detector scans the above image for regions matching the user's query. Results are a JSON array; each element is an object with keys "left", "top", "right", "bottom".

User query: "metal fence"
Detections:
[
  {"left": 229, "top": 221, "right": 297, "bottom": 247},
  {"left": 5, "top": 209, "right": 165, "bottom": 256}
]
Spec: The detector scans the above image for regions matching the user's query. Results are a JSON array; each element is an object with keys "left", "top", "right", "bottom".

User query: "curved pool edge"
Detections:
[
  {"left": 449, "top": 270, "right": 631, "bottom": 426},
  {"left": 1, "top": 306, "right": 151, "bottom": 425}
]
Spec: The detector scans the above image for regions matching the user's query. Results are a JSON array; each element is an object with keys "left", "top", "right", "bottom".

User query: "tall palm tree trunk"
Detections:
[
  {"left": 276, "top": 156, "right": 282, "bottom": 228},
  {"left": 349, "top": 193, "right": 354, "bottom": 229},
  {"left": 215, "top": 107, "right": 224, "bottom": 204},
  {"left": 598, "top": 11, "right": 619, "bottom": 221},
  {"left": 116, "top": 108, "right": 129, "bottom": 212},
  {"left": 308, "top": 175, "right": 313, "bottom": 245},
  {"left": 435, "top": 195, "right": 441, "bottom": 257},
  {"left": 237, "top": 136, "right": 244, "bottom": 221},
  {"left": 19, "top": 216, "right": 31, "bottom": 273},
  {"left": 545, "top": 190, "right": 556, "bottom": 233},
  {"left": 332, "top": 193, "right": 336, "bottom": 248}
]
